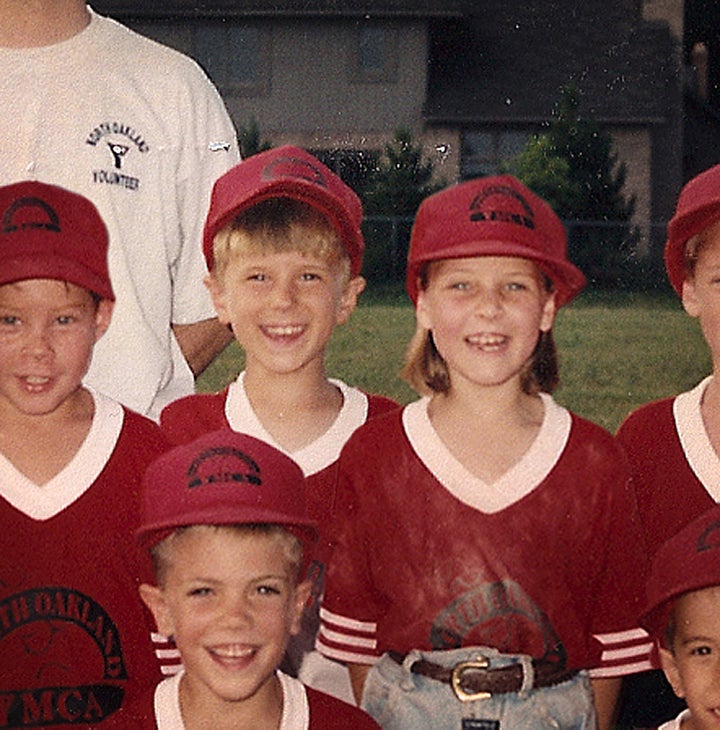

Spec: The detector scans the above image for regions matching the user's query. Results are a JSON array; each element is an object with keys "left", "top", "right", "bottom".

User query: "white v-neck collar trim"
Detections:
[
  {"left": 0, "top": 389, "right": 124, "bottom": 520},
  {"left": 674, "top": 376, "right": 720, "bottom": 500},
  {"left": 224, "top": 371, "right": 368, "bottom": 476},
  {"left": 154, "top": 670, "right": 309, "bottom": 730},
  {"left": 403, "top": 392, "right": 571, "bottom": 513}
]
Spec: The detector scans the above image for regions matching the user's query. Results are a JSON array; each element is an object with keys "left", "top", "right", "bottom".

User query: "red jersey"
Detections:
[
  {"left": 617, "top": 377, "right": 719, "bottom": 556},
  {"left": 104, "top": 670, "right": 381, "bottom": 728},
  {"left": 0, "top": 393, "right": 169, "bottom": 728},
  {"left": 318, "top": 396, "right": 651, "bottom": 678},
  {"left": 160, "top": 373, "right": 399, "bottom": 551}
]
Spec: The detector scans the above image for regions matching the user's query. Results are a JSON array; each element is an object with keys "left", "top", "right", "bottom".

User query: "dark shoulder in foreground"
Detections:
[
  {"left": 365, "top": 391, "right": 401, "bottom": 419},
  {"left": 159, "top": 390, "right": 229, "bottom": 445},
  {"left": 121, "top": 406, "right": 171, "bottom": 452},
  {"left": 615, "top": 395, "right": 676, "bottom": 440},
  {"left": 306, "top": 686, "right": 381, "bottom": 729}
]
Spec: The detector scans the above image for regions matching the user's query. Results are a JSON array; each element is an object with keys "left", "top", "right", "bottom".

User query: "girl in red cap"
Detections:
[{"left": 318, "top": 176, "right": 650, "bottom": 729}]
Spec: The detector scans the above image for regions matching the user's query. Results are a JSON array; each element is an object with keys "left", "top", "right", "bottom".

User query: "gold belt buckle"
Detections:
[{"left": 450, "top": 655, "right": 492, "bottom": 702}]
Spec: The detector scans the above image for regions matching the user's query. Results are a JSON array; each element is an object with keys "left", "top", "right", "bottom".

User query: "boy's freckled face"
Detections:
[
  {"left": 683, "top": 224, "right": 720, "bottom": 366},
  {"left": 143, "top": 528, "right": 308, "bottom": 712},
  {"left": 207, "top": 249, "right": 363, "bottom": 378},
  {"left": 0, "top": 278, "right": 111, "bottom": 418},
  {"left": 660, "top": 586, "right": 720, "bottom": 730}
]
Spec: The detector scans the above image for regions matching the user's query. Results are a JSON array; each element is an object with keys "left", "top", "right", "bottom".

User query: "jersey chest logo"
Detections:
[
  {"left": 85, "top": 121, "right": 150, "bottom": 192},
  {"left": 430, "top": 579, "right": 567, "bottom": 669},
  {"left": 0, "top": 587, "right": 127, "bottom": 727}
]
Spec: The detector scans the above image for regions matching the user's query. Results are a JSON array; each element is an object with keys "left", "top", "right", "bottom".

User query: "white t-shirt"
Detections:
[{"left": 0, "top": 6, "right": 239, "bottom": 419}]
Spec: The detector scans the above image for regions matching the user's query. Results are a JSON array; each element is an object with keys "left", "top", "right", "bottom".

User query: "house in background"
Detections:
[{"left": 94, "top": 0, "right": 684, "bottom": 236}]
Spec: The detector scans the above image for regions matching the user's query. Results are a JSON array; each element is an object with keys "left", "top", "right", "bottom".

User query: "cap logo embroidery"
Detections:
[
  {"left": 2, "top": 196, "right": 61, "bottom": 234},
  {"left": 469, "top": 184, "right": 536, "bottom": 230},
  {"left": 186, "top": 447, "right": 262, "bottom": 489},
  {"left": 696, "top": 519, "right": 720, "bottom": 553},
  {"left": 261, "top": 155, "right": 328, "bottom": 188}
]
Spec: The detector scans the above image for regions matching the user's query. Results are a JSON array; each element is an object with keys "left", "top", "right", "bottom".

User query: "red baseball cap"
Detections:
[
  {"left": 639, "top": 504, "right": 720, "bottom": 642},
  {"left": 406, "top": 175, "right": 586, "bottom": 307},
  {"left": 0, "top": 180, "right": 114, "bottom": 300},
  {"left": 203, "top": 145, "right": 365, "bottom": 275},
  {"left": 137, "top": 430, "right": 318, "bottom": 563},
  {"left": 665, "top": 163, "right": 720, "bottom": 296}
]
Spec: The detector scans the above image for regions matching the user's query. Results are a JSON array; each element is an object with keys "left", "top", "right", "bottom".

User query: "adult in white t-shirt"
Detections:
[{"left": 0, "top": 1, "right": 238, "bottom": 419}]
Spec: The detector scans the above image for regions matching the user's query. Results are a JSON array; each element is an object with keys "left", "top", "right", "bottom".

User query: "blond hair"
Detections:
[
  {"left": 150, "top": 523, "right": 304, "bottom": 587},
  {"left": 210, "top": 197, "right": 351, "bottom": 283}
]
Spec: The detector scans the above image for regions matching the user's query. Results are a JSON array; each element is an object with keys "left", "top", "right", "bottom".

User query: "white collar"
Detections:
[
  {"left": 154, "top": 670, "right": 310, "bottom": 730},
  {"left": 0, "top": 388, "right": 123, "bottom": 520},
  {"left": 674, "top": 375, "right": 720, "bottom": 500},
  {"left": 402, "top": 392, "right": 571, "bottom": 513},
  {"left": 225, "top": 371, "right": 368, "bottom": 476}
]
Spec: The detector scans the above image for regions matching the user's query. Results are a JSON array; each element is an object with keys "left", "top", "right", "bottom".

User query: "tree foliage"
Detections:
[
  {"left": 506, "top": 86, "right": 638, "bottom": 287},
  {"left": 363, "top": 129, "right": 443, "bottom": 216},
  {"left": 238, "top": 117, "right": 272, "bottom": 159}
]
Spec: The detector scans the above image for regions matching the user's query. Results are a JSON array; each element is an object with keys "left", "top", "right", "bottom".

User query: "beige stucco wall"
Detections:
[{"left": 224, "top": 19, "right": 429, "bottom": 141}]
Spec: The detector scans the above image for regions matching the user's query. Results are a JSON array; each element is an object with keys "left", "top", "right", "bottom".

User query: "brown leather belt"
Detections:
[{"left": 388, "top": 651, "right": 578, "bottom": 702}]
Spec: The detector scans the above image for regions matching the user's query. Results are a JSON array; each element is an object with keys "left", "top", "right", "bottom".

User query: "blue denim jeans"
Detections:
[{"left": 361, "top": 647, "right": 596, "bottom": 730}]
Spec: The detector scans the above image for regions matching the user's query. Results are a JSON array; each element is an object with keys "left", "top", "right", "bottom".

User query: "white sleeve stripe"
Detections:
[
  {"left": 316, "top": 639, "right": 379, "bottom": 665},
  {"left": 601, "top": 643, "right": 654, "bottom": 662},
  {"left": 319, "top": 626, "right": 377, "bottom": 649},
  {"left": 593, "top": 627, "right": 649, "bottom": 644},
  {"left": 161, "top": 664, "right": 183, "bottom": 676},
  {"left": 589, "top": 659, "right": 654, "bottom": 678},
  {"left": 155, "top": 649, "right": 182, "bottom": 660},
  {"left": 151, "top": 632, "right": 170, "bottom": 643},
  {"left": 319, "top": 606, "right": 376, "bottom": 633}
]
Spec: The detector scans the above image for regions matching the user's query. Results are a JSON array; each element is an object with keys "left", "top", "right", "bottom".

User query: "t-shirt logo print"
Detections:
[
  {"left": 469, "top": 184, "right": 537, "bottom": 231},
  {"left": 0, "top": 587, "right": 128, "bottom": 727},
  {"left": 186, "top": 447, "right": 262, "bottom": 489},
  {"left": 2, "top": 197, "right": 61, "bottom": 235},
  {"left": 261, "top": 156, "right": 328, "bottom": 188}
]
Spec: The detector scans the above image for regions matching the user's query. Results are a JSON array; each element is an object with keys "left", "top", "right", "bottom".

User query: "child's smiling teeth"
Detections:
[
  {"left": 263, "top": 325, "right": 303, "bottom": 337},
  {"left": 211, "top": 645, "right": 255, "bottom": 659},
  {"left": 467, "top": 333, "right": 507, "bottom": 348},
  {"left": 24, "top": 375, "right": 50, "bottom": 385}
]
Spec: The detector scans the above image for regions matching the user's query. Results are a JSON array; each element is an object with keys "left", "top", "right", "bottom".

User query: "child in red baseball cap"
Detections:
[
  {"left": 318, "top": 176, "right": 649, "bottom": 729},
  {"left": 110, "top": 429, "right": 380, "bottom": 729},
  {"left": 0, "top": 180, "right": 170, "bottom": 723},
  {"left": 159, "top": 146, "right": 398, "bottom": 700},
  {"left": 617, "top": 163, "right": 720, "bottom": 726},
  {"left": 639, "top": 503, "right": 720, "bottom": 730}
]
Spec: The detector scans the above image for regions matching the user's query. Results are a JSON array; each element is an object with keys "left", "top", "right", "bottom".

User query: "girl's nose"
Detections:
[{"left": 475, "top": 288, "right": 502, "bottom": 318}]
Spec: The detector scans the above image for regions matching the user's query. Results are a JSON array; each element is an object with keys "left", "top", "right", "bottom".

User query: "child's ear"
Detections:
[
  {"left": 682, "top": 278, "right": 700, "bottom": 318},
  {"left": 204, "top": 274, "right": 230, "bottom": 325},
  {"left": 139, "top": 583, "right": 175, "bottom": 638},
  {"left": 539, "top": 292, "right": 557, "bottom": 333},
  {"left": 658, "top": 646, "right": 686, "bottom": 699},
  {"left": 94, "top": 299, "right": 114, "bottom": 342},
  {"left": 335, "top": 275, "right": 366, "bottom": 326},
  {"left": 288, "top": 580, "right": 313, "bottom": 637}
]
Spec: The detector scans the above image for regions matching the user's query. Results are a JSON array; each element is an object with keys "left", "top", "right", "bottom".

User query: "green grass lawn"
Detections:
[{"left": 198, "top": 287, "right": 711, "bottom": 433}]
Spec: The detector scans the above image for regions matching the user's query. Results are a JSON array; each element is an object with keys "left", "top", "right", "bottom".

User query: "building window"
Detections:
[
  {"left": 194, "top": 24, "right": 271, "bottom": 97},
  {"left": 461, "top": 130, "right": 529, "bottom": 178},
  {"left": 129, "top": 21, "right": 271, "bottom": 98},
  {"left": 351, "top": 24, "right": 397, "bottom": 83}
]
